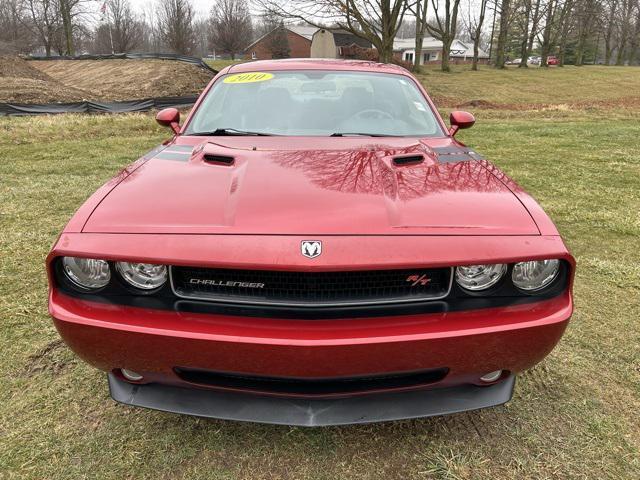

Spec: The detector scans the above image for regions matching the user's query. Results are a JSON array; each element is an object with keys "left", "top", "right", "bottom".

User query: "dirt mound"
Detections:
[
  {"left": 31, "top": 58, "right": 214, "bottom": 101},
  {"left": 0, "top": 55, "right": 50, "bottom": 80},
  {"left": 432, "top": 96, "right": 504, "bottom": 109},
  {"left": 458, "top": 99, "right": 500, "bottom": 109},
  {"left": 0, "top": 56, "right": 214, "bottom": 104},
  {"left": 0, "top": 55, "right": 93, "bottom": 103}
]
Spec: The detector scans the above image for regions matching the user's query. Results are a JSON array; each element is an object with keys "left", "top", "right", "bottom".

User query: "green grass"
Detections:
[
  {"left": 417, "top": 65, "right": 640, "bottom": 107},
  {"left": 1, "top": 68, "right": 639, "bottom": 479},
  {"left": 204, "top": 58, "right": 246, "bottom": 72}
]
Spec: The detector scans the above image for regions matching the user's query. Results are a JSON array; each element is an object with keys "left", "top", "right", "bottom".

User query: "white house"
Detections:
[{"left": 394, "top": 37, "right": 490, "bottom": 64}]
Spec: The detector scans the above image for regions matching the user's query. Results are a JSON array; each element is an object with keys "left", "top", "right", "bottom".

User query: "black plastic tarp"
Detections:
[
  {"left": 26, "top": 52, "right": 218, "bottom": 74},
  {"left": 0, "top": 96, "right": 199, "bottom": 116}
]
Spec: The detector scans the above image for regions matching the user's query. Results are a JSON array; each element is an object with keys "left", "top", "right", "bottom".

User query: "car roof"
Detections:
[{"left": 225, "top": 58, "right": 409, "bottom": 75}]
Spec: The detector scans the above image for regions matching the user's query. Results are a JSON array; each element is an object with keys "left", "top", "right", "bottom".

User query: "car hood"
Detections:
[{"left": 82, "top": 137, "right": 539, "bottom": 235}]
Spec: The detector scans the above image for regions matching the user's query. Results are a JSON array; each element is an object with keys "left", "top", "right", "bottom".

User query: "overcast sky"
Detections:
[
  {"left": 126, "top": 0, "right": 233, "bottom": 18},
  {"left": 119, "top": 0, "right": 437, "bottom": 26}
]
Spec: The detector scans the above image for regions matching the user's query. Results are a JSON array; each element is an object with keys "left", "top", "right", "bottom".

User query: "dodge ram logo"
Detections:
[{"left": 301, "top": 240, "right": 322, "bottom": 258}]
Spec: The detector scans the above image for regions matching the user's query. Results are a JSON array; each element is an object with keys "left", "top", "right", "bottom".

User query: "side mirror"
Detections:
[
  {"left": 449, "top": 111, "right": 475, "bottom": 136},
  {"left": 156, "top": 108, "right": 181, "bottom": 134}
]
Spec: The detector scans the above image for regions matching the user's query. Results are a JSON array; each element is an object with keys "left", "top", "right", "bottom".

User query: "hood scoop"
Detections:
[
  {"left": 192, "top": 142, "right": 237, "bottom": 166},
  {"left": 392, "top": 154, "right": 425, "bottom": 166},
  {"left": 204, "top": 153, "right": 235, "bottom": 165}
]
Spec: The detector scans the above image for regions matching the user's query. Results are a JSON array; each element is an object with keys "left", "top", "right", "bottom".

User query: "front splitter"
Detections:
[{"left": 108, "top": 373, "right": 515, "bottom": 426}]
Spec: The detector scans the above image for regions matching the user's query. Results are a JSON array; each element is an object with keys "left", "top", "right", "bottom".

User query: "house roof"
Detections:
[
  {"left": 244, "top": 25, "right": 316, "bottom": 52},
  {"left": 288, "top": 25, "right": 318, "bottom": 41},
  {"left": 449, "top": 39, "right": 490, "bottom": 59},
  {"left": 393, "top": 37, "right": 443, "bottom": 51}
]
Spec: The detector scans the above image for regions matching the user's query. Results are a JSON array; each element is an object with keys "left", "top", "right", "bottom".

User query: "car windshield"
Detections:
[{"left": 184, "top": 70, "right": 444, "bottom": 137}]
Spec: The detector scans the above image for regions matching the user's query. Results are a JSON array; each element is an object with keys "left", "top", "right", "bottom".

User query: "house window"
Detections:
[
  {"left": 405, "top": 52, "right": 414, "bottom": 62},
  {"left": 251, "top": 51, "right": 257, "bottom": 60},
  {"left": 423, "top": 52, "right": 429, "bottom": 63}
]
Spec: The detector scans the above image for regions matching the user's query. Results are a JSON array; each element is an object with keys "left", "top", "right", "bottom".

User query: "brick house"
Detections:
[
  {"left": 244, "top": 26, "right": 317, "bottom": 60},
  {"left": 244, "top": 25, "right": 373, "bottom": 61}
]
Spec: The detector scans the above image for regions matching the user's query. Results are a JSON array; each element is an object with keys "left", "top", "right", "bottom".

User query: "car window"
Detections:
[{"left": 184, "top": 70, "right": 444, "bottom": 137}]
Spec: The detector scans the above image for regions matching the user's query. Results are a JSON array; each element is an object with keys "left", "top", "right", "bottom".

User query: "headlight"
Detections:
[
  {"left": 512, "top": 259, "right": 560, "bottom": 291},
  {"left": 62, "top": 257, "right": 111, "bottom": 290},
  {"left": 116, "top": 262, "right": 167, "bottom": 290},
  {"left": 456, "top": 264, "right": 507, "bottom": 291}
]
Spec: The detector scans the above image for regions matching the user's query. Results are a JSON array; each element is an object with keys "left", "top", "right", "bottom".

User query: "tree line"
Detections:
[
  {"left": 0, "top": 0, "right": 255, "bottom": 57},
  {"left": 0, "top": 0, "right": 638, "bottom": 70}
]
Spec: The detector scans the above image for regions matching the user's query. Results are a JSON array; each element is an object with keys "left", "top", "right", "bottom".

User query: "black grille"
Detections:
[
  {"left": 170, "top": 266, "right": 452, "bottom": 306},
  {"left": 175, "top": 367, "right": 449, "bottom": 396}
]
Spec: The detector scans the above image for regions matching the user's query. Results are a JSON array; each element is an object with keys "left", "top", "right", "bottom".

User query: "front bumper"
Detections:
[
  {"left": 51, "top": 286, "right": 571, "bottom": 423},
  {"left": 108, "top": 372, "right": 516, "bottom": 426}
]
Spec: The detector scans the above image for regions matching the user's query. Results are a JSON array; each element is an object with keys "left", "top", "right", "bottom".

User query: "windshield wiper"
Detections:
[
  {"left": 188, "top": 128, "right": 275, "bottom": 136},
  {"left": 330, "top": 132, "right": 400, "bottom": 137}
]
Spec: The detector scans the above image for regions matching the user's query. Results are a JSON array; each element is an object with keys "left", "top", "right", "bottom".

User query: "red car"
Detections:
[
  {"left": 47, "top": 59, "right": 574, "bottom": 426},
  {"left": 547, "top": 56, "right": 559, "bottom": 66}
]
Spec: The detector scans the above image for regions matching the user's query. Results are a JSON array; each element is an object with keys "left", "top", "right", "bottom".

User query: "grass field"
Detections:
[{"left": 1, "top": 67, "right": 639, "bottom": 479}]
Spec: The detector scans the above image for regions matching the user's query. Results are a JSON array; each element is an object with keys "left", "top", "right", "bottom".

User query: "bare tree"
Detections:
[
  {"left": 601, "top": 0, "right": 618, "bottom": 64},
  {"left": 208, "top": 0, "right": 252, "bottom": 59},
  {"left": 57, "top": 0, "right": 78, "bottom": 54},
  {"left": 616, "top": 0, "right": 636, "bottom": 64},
  {"left": 538, "top": 0, "right": 572, "bottom": 66},
  {"left": 516, "top": 0, "right": 534, "bottom": 67},
  {"left": 427, "top": 0, "right": 463, "bottom": 71},
  {"left": 253, "top": 10, "right": 275, "bottom": 38},
  {"left": 44, "top": 0, "right": 93, "bottom": 55},
  {"left": 627, "top": 5, "right": 640, "bottom": 64},
  {"left": 525, "top": 0, "right": 543, "bottom": 56},
  {"left": 494, "top": 0, "right": 511, "bottom": 67},
  {"left": 157, "top": 0, "right": 196, "bottom": 54},
  {"left": 573, "top": 0, "right": 598, "bottom": 65},
  {"left": 396, "top": 17, "right": 417, "bottom": 38},
  {"left": 539, "top": 0, "right": 556, "bottom": 66},
  {"left": 193, "top": 17, "right": 209, "bottom": 56},
  {"left": 23, "top": 0, "right": 61, "bottom": 55},
  {"left": 556, "top": 0, "right": 574, "bottom": 66},
  {"left": 139, "top": 4, "right": 162, "bottom": 52},
  {"left": 105, "top": 0, "right": 143, "bottom": 52},
  {"left": 462, "top": 0, "right": 489, "bottom": 70},
  {"left": 0, "top": 0, "right": 34, "bottom": 53},
  {"left": 257, "top": 0, "right": 409, "bottom": 63},
  {"left": 266, "top": 18, "right": 290, "bottom": 58},
  {"left": 407, "top": 0, "right": 428, "bottom": 72},
  {"left": 514, "top": 0, "right": 545, "bottom": 67}
]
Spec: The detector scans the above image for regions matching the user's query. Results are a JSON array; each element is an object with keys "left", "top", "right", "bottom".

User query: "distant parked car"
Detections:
[
  {"left": 528, "top": 56, "right": 541, "bottom": 65},
  {"left": 506, "top": 58, "right": 521, "bottom": 65},
  {"left": 547, "top": 56, "right": 559, "bottom": 66}
]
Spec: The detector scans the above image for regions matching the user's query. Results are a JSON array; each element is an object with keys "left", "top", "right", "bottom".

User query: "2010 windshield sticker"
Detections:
[{"left": 223, "top": 72, "right": 274, "bottom": 84}]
